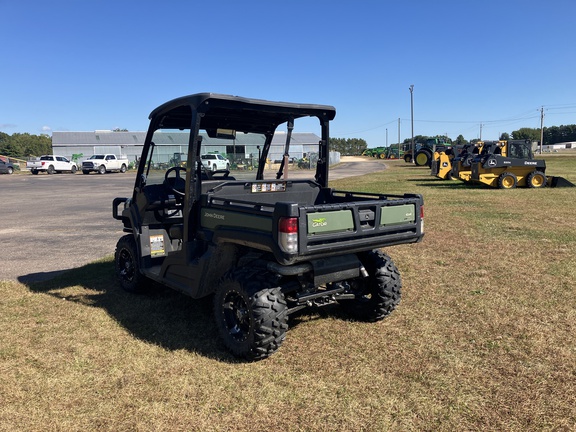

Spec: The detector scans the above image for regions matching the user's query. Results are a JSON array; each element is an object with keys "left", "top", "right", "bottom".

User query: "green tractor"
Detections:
[
  {"left": 362, "top": 147, "right": 387, "bottom": 159},
  {"left": 404, "top": 138, "right": 450, "bottom": 166}
]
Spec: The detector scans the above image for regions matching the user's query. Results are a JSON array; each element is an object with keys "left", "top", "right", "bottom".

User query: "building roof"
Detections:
[
  {"left": 52, "top": 131, "right": 146, "bottom": 146},
  {"left": 52, "top": 131, "right": 319, "bottom": 147}
]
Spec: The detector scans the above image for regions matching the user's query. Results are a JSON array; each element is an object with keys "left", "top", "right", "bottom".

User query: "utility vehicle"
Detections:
[{"left": 113, "top": 93, "right": 424, "bottom": 360}]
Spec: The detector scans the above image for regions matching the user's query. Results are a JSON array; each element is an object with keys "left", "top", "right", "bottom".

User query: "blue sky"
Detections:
[{"left": 2, "top": 0, "right": 575, "bottom": 147}]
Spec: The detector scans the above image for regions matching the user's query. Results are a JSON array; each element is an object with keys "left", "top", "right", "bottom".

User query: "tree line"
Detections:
[
  {"left": 0, "top": 132, "right": 52, "bottom": 159},
  {"left": 329, "top": 138, "right": 368, "bottom": 155}
]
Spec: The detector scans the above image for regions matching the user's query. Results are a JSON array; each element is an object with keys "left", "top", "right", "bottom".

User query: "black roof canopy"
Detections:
[{"left": 149, "top": 93, "right": 336, "bottom": 135}]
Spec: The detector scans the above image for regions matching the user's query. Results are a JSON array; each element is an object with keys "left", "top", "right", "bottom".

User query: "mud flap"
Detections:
[{"left": 547, "top": 176, "right": 576, "bottom": 188}]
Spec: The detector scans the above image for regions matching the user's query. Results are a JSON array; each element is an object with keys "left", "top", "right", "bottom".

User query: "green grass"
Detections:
[{"left": 1, "top": 157, "right": 576, "bottom": 431}]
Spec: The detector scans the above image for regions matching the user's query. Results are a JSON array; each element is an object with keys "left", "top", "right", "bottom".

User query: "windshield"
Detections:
[{"left": 140, "top": 118, "right": 323, "bottom": 187}]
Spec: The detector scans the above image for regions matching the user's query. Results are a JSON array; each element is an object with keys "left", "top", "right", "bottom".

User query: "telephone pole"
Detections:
[
  {"left": 540, "top": 106, "right": 545, "bottom": 154},
  {"left": 409, "top": 85, "right": 414, "bottom": 164},
  {"left": 398, "top": 118, "right": 401, "bottom": 158}
]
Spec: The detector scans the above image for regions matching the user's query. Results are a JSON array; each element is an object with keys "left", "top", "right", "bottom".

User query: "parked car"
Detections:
[
  {"left": 26, "top": 155, "right": 77, "bottom": 174},
  {"left": 201, "top": 153, "right": 230, "bottom": 171},
  {"left": 81, "top": 154, "right": 129, "bottom": 174},
  {"left": 0, "top": 160, "right": 15, "bottom": 174}
]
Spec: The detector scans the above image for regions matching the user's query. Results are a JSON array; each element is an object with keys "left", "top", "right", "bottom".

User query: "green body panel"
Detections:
[
  {"left": 201, "top": 208, "right": 272, "bottom": 232},
  {"left": 380, "top": 204, "right": 415, "bottom": 226},
  {"left": 307, "top": 210, "right": 354, "bottom": 234}
]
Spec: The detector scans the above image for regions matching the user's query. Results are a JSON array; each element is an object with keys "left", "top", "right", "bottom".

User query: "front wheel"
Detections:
[
  {"left": 70, "top": 165, "right": 77, "bottom": 174},
  {"left": 526, "top": 170, "right": 546, "bottom": 188},
  {"left": 214, "top": 268, "right": 288, "bottom": 361},
  {"left": 98, "top": 165, "right": 106, "bottom": 174},
  {"left": 114, "top": 235, "right": 148, "bottom": 293},
  {"left": 339, "top": 250, "right": 402, "bottom": 322},
  {"left": 7, "top": 167, "right": 13, "bottom": 174}
]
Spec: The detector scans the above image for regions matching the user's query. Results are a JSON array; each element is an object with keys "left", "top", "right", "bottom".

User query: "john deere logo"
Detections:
[
  {"left": 312, "top": 217, "right": 328, "bottom": 228},
  {"left": 487, "top": 158, "right": 497, "bottom": 167}
]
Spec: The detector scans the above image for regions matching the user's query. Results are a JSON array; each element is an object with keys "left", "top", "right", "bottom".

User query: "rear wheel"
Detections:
[
  {"left": 47, "top": 165, "right": 55, "bottom": 175},
  {"left": 526, "top": 170, "right": 547, "bottom": 188},
  {"left": 31, "top": 169, "right": 39, "bottom": 175},
  {"left": 339, "top": 250, "right": 402, "bottom": 322},
  {"left": 120, "top": 164, "right": 127, "bottom": 173},
  {"left": 114, "top": 235, "right": 148, "bottom": 293},
  {"left": 497, "top": 172, "right": 517, "bottom": 189},
  {"left": 415, "top": 150, "right": 432, "bottom": 167},
  {"left": 214, "top": 268, "right": 288, "bottom": 360}
]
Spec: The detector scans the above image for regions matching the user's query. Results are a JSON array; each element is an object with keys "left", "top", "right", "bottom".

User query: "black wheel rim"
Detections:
[
  {"left": 222, "top": 291, "right": 250, "bottom": 342},
  {"left": 118, "top": 248, "right": 135, "bottom": 282}
]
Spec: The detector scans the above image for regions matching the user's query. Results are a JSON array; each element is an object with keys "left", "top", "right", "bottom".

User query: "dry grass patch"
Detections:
[{"left": 1, "top": 157, "right": 576, "bottom": 431}]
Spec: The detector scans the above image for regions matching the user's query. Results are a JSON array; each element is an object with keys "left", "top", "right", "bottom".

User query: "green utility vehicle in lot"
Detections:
[{"left": 113, "top": 93, "right": 424, "bottom": 360}]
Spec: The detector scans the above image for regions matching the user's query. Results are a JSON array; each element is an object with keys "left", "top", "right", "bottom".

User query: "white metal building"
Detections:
[{"left": 51, "top": 130, "right": 329, "bottom": 165}]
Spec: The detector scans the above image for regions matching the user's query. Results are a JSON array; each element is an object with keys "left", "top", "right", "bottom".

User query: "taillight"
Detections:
[
  {"left": 420, "top": 206, "right": 424, "bottom": 233},
  {"left": 278, "top": 217, "right": 298, "bottom": 253},
  {"left": 41, "top": 162, "right": 45, "bottom": 166}
]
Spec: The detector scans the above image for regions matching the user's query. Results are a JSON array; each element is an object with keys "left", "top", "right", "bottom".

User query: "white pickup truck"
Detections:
[
  {"left": 27, "top": 155, "right": 78, "bottom": 175},
  {"left": 81, "top": 154, "right": 129, "bottom": 174}
]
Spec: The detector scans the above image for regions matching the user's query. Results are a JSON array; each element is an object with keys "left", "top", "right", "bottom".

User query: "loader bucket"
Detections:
[{"left": 547, "top": 176, "right": 576, "bottom": 188}]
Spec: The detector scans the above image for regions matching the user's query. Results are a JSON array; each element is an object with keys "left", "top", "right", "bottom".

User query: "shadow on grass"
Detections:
[
  {"left": 21, "top": 260, "right": 347, "bottom": 362},
  {"left": 22, "top": 260, "right": 235, "bottom": 362},
  {"left": 405, "top": 177, "right": 480, "bottom": 189}
]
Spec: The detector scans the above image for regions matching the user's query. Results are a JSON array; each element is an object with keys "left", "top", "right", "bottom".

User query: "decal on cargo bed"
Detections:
[
  {"left": 380, "top": 204, "right": 416, "bottom": 226},
  {"left": 311, "top": 217, "right": 328, "bottom": 228},
  {"left": 307, "top": 211, "right": 353, "bottom": 234},
  {"left": 251, "top": 182, "right": 286, "bottom": 193},
  {"left": 204, "top": 211, "right": 225, "bottom": 220}
]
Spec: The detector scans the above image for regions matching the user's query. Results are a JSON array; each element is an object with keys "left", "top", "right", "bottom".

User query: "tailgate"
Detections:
[{"left": 299, "top": 192, "right": 423, "bottom": 256}]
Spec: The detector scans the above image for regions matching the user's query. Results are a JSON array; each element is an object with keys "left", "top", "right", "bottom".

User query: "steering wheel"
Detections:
[{"left": 164, "top": 166, "right": 187, "bottom": 197}]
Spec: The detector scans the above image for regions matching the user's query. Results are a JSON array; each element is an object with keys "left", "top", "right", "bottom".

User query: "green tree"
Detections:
[
  {"left": 0, "top": 132, "right": 52, "bottom": 158},
  {"left": 455, "top": 134, "right": 468, "bottom": 145},
  {"left": 511, "top": 128, "right": 540, "bottom": 141},
  {"left": 500, "top": 132, "right": 510, "bottom": 141},
  {"left": 329, "top": 138, "right": 367, "bottom": 156},
  {"left": 544, "top": 124, "right": 576, "bottom": 144}
]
